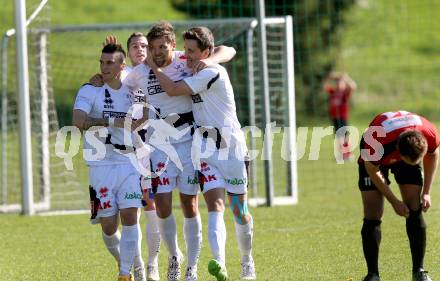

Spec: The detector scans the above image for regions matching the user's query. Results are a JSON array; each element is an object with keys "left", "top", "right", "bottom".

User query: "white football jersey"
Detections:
[
  {"left": 74, "top": 83, "right": 135, "bottom": 166},
  {"left": 184, "top": 64, "right": 241, "bottom": 130},
  {"left": 184, "top": 64, "right": 247, "bottom": 151},
  {"left": 124, "top": 51, "right": 193, "bottom": 144}
]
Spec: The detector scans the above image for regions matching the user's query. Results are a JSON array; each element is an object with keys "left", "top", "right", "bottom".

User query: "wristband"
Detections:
[{"left": 108, "top": 117, "right": 115, "bottom": 127}]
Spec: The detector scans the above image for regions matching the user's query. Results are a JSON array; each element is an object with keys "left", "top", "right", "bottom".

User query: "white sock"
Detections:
[
  {"left": 119, "top": 224, "right": 140, "bottom": 276},
  {"left": 184, "top": 214, "right": 202, "bottom": 268},
  {"left": 157, "top": 214, "right": 180, "bottom": 257},
  {"left": 133, "top": 223, "right": 144, "bottom": 268},
  {"left": 235, "top": 217, "right": 253, "bottom": 263},
  {"left": 102, "top": 231, "right": 120, "bottom": 264},
  {"left": 145, "top": 210, "right": 161, "bottom": 266},
  {"left": 208, "top": 211, "right": 226, "bottom": 265}
]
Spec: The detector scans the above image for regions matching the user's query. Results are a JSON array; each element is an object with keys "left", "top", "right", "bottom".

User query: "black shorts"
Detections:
[
  {"left": 332, "top": 119, "right": 347, "bottom": 133},
  {"left": 358, "top": 161, "right": 423, "bottom": 191}
]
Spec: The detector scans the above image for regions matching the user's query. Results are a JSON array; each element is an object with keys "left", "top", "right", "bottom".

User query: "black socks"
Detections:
[
  {"left": 361, "top": 218, "right": 382, "bottom": 275},
  {"left": 406, "top": 208, "right": 426, "bottom": 272}
]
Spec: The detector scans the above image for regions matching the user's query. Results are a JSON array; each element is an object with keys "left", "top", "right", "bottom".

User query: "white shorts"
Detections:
[
  {"left": 197, "top": 149, "right": 249, "bottom": 195},
  {"left": 88, "top": 163, "right": 144, "bottom": 224},
  {"left": 150, "top": 140, "right": 199, "bottom": 195}
]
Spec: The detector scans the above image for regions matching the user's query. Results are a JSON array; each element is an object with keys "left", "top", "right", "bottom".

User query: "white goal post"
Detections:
[{"left": 0, "top": 16, "right": 297, "bottom": 213}]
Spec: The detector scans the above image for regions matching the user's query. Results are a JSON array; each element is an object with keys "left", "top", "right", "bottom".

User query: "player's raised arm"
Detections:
[{"left": 72, "top": 109, "right": 89, "bottom": 132}]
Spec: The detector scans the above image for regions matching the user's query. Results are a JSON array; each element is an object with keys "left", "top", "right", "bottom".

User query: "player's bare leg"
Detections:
[
  {"left": 399, "top": 184, "right": 431, "bottom": 281},
  {"left": 100, "top": 215, "right": 121, "bottom": 269},
  {"left": 228, "top": 193, "right": 255, "bottom": 280},
  {"left": 361, "top": 190, "right": 384, "bottom": 281}
]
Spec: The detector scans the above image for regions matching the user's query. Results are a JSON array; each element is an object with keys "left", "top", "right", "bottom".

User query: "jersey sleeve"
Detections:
[
  {"left": 73, "top": 84, "right": 96, "bottom": 114},
  {"left": 183, "top": 67, "right": 220, "bottom": 95}
]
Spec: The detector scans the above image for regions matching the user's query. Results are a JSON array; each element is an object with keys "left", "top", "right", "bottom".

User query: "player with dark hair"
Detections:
[
  {"left": 73, "top": 43, "right": 148, "bottom": 281},
  {"left": 90, "top": 33, "right": 161, "bottom": 281},
  {"left": 147, "top": 26, "right": 256, "bottom": 280},
  {"left": 358, "top": 111, "right": 439, "bottom": 281}
]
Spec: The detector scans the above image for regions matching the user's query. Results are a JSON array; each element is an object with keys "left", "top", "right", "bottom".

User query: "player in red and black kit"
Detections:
[
  {"left": 324, "top": 72, "right": 356, "bottom": 160},
  {"left": 358, "top": 111, "right": 439, "bottom": 281}
]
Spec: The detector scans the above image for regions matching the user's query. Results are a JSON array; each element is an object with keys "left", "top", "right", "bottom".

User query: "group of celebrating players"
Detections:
[
  {"left": 73, "top": 21, "right": 256, "bottom": 281},
  {"left": 72, "top": 19, "right": 439, "bottom": 281}
]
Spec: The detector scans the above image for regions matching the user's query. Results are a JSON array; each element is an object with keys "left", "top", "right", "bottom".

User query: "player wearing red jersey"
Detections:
[
  {"left": 358, "top": 111, "right": 439, "bottom": 281},
  {"left": 323, "top": 72, "right": 356, "bottom": 160}
]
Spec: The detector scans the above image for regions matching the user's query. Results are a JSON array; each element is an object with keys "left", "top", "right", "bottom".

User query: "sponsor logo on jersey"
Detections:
[
  {"left": 226, "top": 177, "right": 247, "bottom": 185},
  {"left": 99, "top": 187, "right": 109, "bottom": 198},
  {"left": 381, "top": 115, "right": 422, "bottom": 133},
  {"left": 174, "top": 62, "right": 186, "bottom": 70},
  {"left": 187, "top": 174, "right": 217, "bottom": 185},
  {"left": 148, "top": 69, "right": 156, "bottom": 81},
  {"left": 155, "top": 162, "right": 166, "bottom": 172},
  {"left": 132, "top": 88, "right": 146, "bottom": 103},
  {"left": 124, "top": 192, "right": 142, "bottom": 200},
  {"left": 147, "top": 84, "right": 164, "bottom": 95},
  {"left": 200, "top": 162, "right": 210, "bottom": 172},
  {"left": 191, "top": 94, "right": 203, "bottom": 103},
  {"left": 97, "top": 201, "right": 112, "bottom": 210},
  {"left": 102, "top": 111, "right": 127, "bottom": 118},
  {"left": 152, "top": 177, "right": 170, "bottom": 186},
  {"left": 104, "top": 89, "right": 114, "bottom": 109}
]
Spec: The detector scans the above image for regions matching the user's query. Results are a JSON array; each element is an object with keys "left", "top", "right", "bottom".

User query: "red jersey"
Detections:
[
  {"left": 326, "top": 86, "right": 351, "bottom": 120},
  {"left": 358, "top": 111, "right": 440, "bottom": 166}
]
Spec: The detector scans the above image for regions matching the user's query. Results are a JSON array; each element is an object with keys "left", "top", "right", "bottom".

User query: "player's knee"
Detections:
[
  {"left": 229, "top": 194, "right": 250, "bottom": 225},
  {"left": 143, "top": 197, "right": 156, "bottom": 211},
  {"left": 101, "top": 221, "right": 118, "bottom": 236},
  {"left": 407, "top": 208, "right": 426, "bottom": 229},
  {"left": 181, "top": 201, "right": 198, "bottom": 218},
  {"left": 206, "top": 197, "right": 225, "bottom": 212},
  {"left": 120, "top": 207, "right": 139, "bottom": 226}
]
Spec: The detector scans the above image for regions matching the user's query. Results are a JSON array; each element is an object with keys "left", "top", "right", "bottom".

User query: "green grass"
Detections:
[
  {"left": 2, "top": 1, "right": 440, "bottom": 280},
  {"left": 337, "top": 0, "right": 440, "bottom": 124},
  {"left": 1, "top": 161, "right": 440, "bottom": 280}
]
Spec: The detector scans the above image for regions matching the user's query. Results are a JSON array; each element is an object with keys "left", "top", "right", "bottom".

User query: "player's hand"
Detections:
[
  {"left": 104, "top": 35, "right": 118, "bottom": 46},
  {"left": 193, "top": 58, "right": 210, "bottom": 73},
  {"left": 421, "top": 193, "right": 431, "bottom": 212},
  {"left": 145, "top": 50, "right": 158, "bottom": 69},
  {"left": 391, "top": 200, "right": 410, "bottom": 218},
  {"left": 89, "top": 74, "right": 104, "bottom": 87}
]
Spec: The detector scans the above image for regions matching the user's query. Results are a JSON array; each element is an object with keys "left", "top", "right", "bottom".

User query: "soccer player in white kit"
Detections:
[
  {"left": 146, "top": 27, "right": 256, "bottom": 280},
  {"left": 124, "top": 32, "right": 162, "bottom": 281},
  {"left": 73, "top": 44, "right": 148, "bottom": 281},
  {"left": 124, "top": 21, "right": 236, "bottom": 281},
  {"left": 90, "top": 33, "right": 162, "bottom": 281}
]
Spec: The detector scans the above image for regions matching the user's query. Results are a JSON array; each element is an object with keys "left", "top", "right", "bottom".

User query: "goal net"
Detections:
[{"left": 0, "top": 17, "right": 296, "bottom": 213}]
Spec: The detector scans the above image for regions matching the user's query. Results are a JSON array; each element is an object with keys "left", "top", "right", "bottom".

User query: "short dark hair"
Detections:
[
  {"left": 101, "top": 43, "right": 126, "bottom": 63},
  {"left": 126, "top": 32, "right": 147, "bottom": 50},
  {"left": 397, "top": 130, "right": 428, "bottom": 162},
  {"left": 182, "top": 26, "right": 214, "bottom": 55},
  {"left": 147, "top": 21, "right": 175, "bottom": 44}
]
